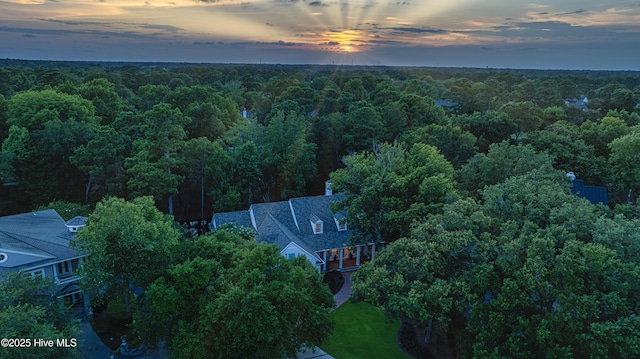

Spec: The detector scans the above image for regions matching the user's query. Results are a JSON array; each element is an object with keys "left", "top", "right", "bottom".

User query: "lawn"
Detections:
[{"left": 321, "top": 301, "right": 411, "bottom": 359}]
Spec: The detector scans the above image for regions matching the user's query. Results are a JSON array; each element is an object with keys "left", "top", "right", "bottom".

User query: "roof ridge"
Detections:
[{"left": 0, "top": 230, "right": 58, "bottom": 258}]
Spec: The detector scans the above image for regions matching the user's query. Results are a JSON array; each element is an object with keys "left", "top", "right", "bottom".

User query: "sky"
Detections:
[{"left": 1, "top": 0, "right": 640, "bottom": 70}]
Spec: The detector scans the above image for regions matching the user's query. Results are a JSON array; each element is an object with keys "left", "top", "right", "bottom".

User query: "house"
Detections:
[
  {"left": 564, "top": 96, "right": 589, "bottom": 111},
  {"left": 211, "top": 185, "right": 384, "bottom": 273},
  {"left": 0, "top": 209, "right": 88, "bottom": 307},
  {"left": 567, "top": 172, "right": 608, "bottom": 205}
]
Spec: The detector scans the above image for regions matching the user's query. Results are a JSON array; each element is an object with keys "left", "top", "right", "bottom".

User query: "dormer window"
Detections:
[
  {"left": 309, "top": 214, "right": 323, "bottom": 234},
  {"left": 65, "top": 216, "right": 88, "bottom": 233},
  {"left": 334, "top": 212, "right": 347, "bottom": 232}
]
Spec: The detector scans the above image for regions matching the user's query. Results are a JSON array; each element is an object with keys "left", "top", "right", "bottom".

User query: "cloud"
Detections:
[
  {"left": 230, "top": 40, "right": 305, "bottom": 47},
  {"left": 140, "top": 24, "right": 183, "bottom": 32},
  {"left": 386, "top": 26, "right": 448, "bottom": 34},
  {"left": 193, "top": 40, "right": 225, "bottom": 45},
  {"left": 0, "top": 25, "right": 162, "bottom": 40},
  {"left": 557, "top": 9, "right": 588, "bottom": 16},
  {"left": 38, "top": 19, "right": 112, "bottom": 27},
  {"left": 38, "top": 18, "right": 183, "bottom": 34}
]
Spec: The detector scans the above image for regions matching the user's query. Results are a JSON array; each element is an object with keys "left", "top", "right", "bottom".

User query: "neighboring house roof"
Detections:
[
  {"left": 212, "top": 195, "right": 352, "bottom": 257},
  {"left": 0, "top": 209, "right": 82, "bottom": 275},
  {"left": 435, "top": 99, "right": 457, "bottom": 107},
  {"left": 210, "top": 210, "right": 253, "bottom": 231},
  {"left": 571, "top": 179, "right": 608, "bottom": 206}
]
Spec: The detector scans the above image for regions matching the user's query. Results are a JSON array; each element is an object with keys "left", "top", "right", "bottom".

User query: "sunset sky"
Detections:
[{"left": 1, "top": 0, "right": 640, "bottom": 69}]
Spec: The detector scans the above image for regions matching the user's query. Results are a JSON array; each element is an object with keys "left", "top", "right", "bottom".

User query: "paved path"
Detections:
[
  {"left": 77, "top": 319, "right": 168, "bottom": 359},
  {"left": 334, "top": 270, "right": 354, "bottom": 307},
  {"left": 77, "top": 320, "right": 112, "bottom": 359},
  {"left": 296, "top": 346, "right": 334, "bottom": 359}
]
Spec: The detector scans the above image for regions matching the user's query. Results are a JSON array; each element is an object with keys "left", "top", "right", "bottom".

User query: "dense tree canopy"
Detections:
[
  {"left": 353, "top": 172, "right": 640, "bottom": 358},
  {"left": 135, "top": 229, "right": 335, "bottom": 359},
  {"left": 0, "top": 273, "right": 79, "bottom": 359},
  {"left": 73, "top": 196, "right": 181, "bottom": 307},
  {"left": 330, "top": 141, "right": 456, "bottom": 244},
  {"left": 2, "top": 60, "right": 640, "bottom": 358}
]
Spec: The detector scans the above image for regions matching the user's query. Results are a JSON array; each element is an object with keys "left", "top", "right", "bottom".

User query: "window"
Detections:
[
  {"left": 0, "top": 252, "right": 7, "bottom": 263},
  {"left": 288, "top": 253, "right": 296, "bottom": 259},
  {"left": 31, "top": 268, "right": 45, "bottom": 278},
  {"left": 334, "top": 212, "right": 347, "bottom": 231},
  {"left": 310, "top": 214, "right": 323, "bottom": 234},
  {"left": 57, "top": 261, "right": 72, "bottom": 278}
]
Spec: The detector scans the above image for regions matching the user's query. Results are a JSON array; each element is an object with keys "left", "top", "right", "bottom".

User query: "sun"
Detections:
[{"left": 323, "top": 30, "right": 363, "bottom": 53}]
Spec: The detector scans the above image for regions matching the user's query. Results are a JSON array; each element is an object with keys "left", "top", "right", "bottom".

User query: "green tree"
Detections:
[
  {"left": 454, "top": 111, "right": 516, "bottom": 153},
  {"left": 79, "top": 78, "right": 123, "bottom": 124},
  {"left": 457, "top": 141, "right": 555, "bottom": 195},
  {"left": 71, "top": 125, "right": 128, "bottom": 202},
  {"left": 523, "top": 122, "right": 608, "bottom": 185},
  {"left": 353, "top": 172, "right": 640, "bottom": 358},
  {"left": 330, "top": 141, "right": 456, "bottom": 244},
  {"left": 73, "top": 196, "right": 180, "bottom": 310},
  {"left": 608, "top": 130, "right": 640, "bottom": 201},
  {"left": 0, "top": 273, "right": 79, "bottom": 359},
  {"left": 135, "top": 229, "right": 335, "bottom": 359},
  {"left": 6, "top": 89, "right": 96, "bottom": 131},
  {"left": 181, "top": 137, "right": 229, "bottom": 222},
  {"left": 230, "top": 140, "right": 262, "bottom": 208},
  {"left": 395, "top": 93, "right": 446, "bottom": 128},
  {"left": 125, "top": 103, "right": 187, "bottom": 215},
  {"left": 262, "top": 111, "right": 317, "bottom": 200},
  {"left": 340, "top": 101, "right": 386, "bottom": 153},
  {"left": 3, "top": 89, "right": 98, "bottom": 206},
  {"left": 404, "top": 122, "right": 477, "bottom": 168},
  {"left": 497, "top": 101, "right": 543, "bottom": 139}
]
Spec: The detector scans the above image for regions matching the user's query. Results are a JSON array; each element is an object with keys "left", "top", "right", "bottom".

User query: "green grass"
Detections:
[{"left": 321, "top": 301, "right": 411, "bottom": 359}]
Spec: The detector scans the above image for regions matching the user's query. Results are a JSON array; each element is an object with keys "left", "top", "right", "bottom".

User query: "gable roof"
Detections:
[
  {"left": 0, "top": 210, "right": 82, "bottom": 273},
  {"left": 210, "top": 210, "right": 253, "bottom": 231},
  {"left": 211, "top": 195, "right": 352, "bottom": 256},
  {"left": 288, "top": 195, "right": 351, "bottom": 251}
]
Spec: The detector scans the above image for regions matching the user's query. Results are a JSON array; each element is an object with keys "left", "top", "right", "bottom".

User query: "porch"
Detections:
[{"left": 319, "top": 243, "right": 384, "bottom": 272}]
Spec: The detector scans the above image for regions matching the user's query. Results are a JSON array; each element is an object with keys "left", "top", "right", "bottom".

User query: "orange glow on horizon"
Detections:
[{"left": 322, "top": 30, "right": 363, "bottom": 53}]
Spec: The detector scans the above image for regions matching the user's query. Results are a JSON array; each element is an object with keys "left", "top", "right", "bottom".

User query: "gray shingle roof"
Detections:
[
  {"left": 211, "top": 195, "right": 352, "bottom": 256},
  {"left": 66, "top": 216, "right": 88, "bottom": 227},
  {"left": 211, "top": 210, "right": 253, "bottom": 230},
  {"left": 288, "top": 195, "right": 351, "bottom": 251},
  {"left": 0, "top": 209, "right": 82, "bottom": 273}
]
